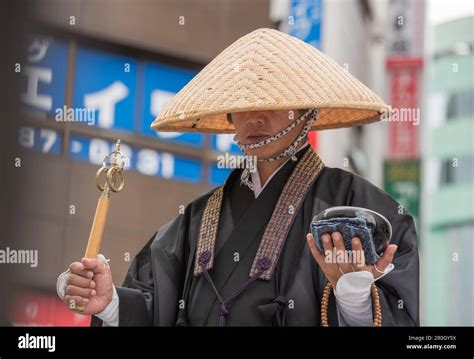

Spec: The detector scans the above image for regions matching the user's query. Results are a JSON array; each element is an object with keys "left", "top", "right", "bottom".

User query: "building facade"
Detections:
[{"left": 422, "top": 16, "right": 473, "bottom": 325}]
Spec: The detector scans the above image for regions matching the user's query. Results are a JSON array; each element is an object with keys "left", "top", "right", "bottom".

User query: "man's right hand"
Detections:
[{"left": 62, "top": 255, "right": 114, "bottom": 315}]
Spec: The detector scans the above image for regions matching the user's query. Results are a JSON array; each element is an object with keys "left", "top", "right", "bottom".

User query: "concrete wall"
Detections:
[
  {"left": 32, "top": 0, "right": 274, "bottom": 63},
  {"left": 316, "top": 0, "right": 388, "bottom": 187}
]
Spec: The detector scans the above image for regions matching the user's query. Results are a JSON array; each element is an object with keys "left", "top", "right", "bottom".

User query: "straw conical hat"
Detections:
[{"left": 151, "top": 28, "right": 390, "bottom": 134}]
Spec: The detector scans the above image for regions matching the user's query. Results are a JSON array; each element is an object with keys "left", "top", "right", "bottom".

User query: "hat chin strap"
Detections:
[
  {"left": 238, "top": 109, "right": 318, "bottom": 192},
  {"left": 236, "top": 109, "right": 318, "bottom": 162}
]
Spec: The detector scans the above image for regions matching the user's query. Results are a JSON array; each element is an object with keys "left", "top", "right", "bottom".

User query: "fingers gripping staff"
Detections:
[{"left": 74, "top": 140, "right": 126, "bottom": 312}]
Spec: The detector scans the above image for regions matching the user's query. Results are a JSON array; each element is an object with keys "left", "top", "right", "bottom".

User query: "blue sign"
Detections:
[
  {"left": 69, "top": 135, "right": 202, "bottom": 183},
  {"left": 18, "top": 126, "right": 62, "bottom": 155},
  {"left": 73, "top": 47, "right": 137, "bottom": 132},
  {"left": 288, "top": 0, "right": 323, "bottom": 49},
  {"left": 140, "top": 62, "right": 203, "bottom": 147},
  {"left": 21, "top": 34, "right": 246, "bottom": 186},
  {"left": 210, "top": 134, "right": 242, "bottom": 154},
  {"left": 172, "top": 156, "right": 203, "bottom": 183},
  {"left": 209, "top": 164, "right": 233, "bottom": 186},
  {"left": 21, "top": 37, "right": 68, "bottom": 115}
]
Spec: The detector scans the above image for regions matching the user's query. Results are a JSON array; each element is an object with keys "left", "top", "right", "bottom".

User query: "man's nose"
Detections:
[{"left": 246, "top": 114, "right": 266, "bottom": 127}]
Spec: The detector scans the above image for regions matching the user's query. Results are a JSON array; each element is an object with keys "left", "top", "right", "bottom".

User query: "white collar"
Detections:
[{"left": 250, "top": 142, "right": 309, "bottom": 198}]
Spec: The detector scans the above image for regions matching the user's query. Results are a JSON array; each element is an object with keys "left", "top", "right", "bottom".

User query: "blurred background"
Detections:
[{"left": 1, "top": 0, "right": 472, "bottom": 326}]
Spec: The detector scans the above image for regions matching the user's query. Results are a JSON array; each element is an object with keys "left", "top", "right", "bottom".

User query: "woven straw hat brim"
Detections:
[{"left": 151, "top": 28, "right": 390, "bottom": 134}]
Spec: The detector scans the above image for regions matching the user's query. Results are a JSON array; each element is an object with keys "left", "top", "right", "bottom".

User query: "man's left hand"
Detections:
[{"left": 306, "top": 231, "right": 398, "bottom": 288}]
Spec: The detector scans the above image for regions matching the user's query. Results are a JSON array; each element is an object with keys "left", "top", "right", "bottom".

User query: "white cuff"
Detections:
[
  {"left": 333, "top": 264, "right": 395, "bottom": 326},
  {"left": 96, "top": 285, "right": 119, "bottom": 327},
  {"left": 374, "top": 263, "right": 395, "bottom": 282},
  {"left": 56, "top": 269, "right": 69, "bottom": 300}
]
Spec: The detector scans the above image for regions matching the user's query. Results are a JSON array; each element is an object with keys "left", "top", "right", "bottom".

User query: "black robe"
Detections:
[{"left": 92, "top": 146, "right": 419, "bottom": 326}]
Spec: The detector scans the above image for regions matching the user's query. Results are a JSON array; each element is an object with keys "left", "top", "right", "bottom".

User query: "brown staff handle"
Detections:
[
  {"left": 84, "top": 193, "right": 110, "bottom": 258},
  {"left": 75, "top": 190, "right": 110, "bottom": 312},
  {"left": 73, "top": 139, "right": 125, "bottom": 313}
]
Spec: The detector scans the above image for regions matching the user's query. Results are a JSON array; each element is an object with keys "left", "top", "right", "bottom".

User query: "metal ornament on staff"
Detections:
[{"left": 76, "top": 139, "right": 126, "bottom": 312}]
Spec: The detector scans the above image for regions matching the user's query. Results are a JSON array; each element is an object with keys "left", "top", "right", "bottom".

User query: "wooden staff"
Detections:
[{"left": 76, "top": 140, "right": 126, "bottom": 312}]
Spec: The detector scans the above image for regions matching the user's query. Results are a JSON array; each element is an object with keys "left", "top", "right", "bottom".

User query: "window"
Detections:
[
  {"left": 446, "top": 90, "right": 474, "bottom": 120},
  {"left": 441, "top": 155, "right": 474, "bottom": 185}
]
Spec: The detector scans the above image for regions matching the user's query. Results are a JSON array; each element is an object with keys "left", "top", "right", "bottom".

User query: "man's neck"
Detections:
[
  {"left": 256, "top": 141, "right": 309, "bottom": 186},
  {"left": 257, "top": 161, "right": 285, "bottom": 188}
]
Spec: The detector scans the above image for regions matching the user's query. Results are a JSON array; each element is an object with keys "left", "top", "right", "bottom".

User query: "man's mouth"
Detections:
[{"left": 246, "top": 133, "right": 270, "bottom": 143}]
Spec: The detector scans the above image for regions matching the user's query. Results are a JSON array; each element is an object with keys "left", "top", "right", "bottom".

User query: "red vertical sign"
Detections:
[
  {"left": 308, "top": 130, "right": 318, "bottom": 150},
  {"left": 387, "top": 59, "right": 422, "bottom": 158},
  {"left": 385, "top": 0, "right": 425, "bottom": 160}
]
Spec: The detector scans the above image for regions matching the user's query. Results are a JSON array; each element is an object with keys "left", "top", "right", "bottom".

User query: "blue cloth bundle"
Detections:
[{"left": 310, "top": 217, "right": 380, "bottom": 264}]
